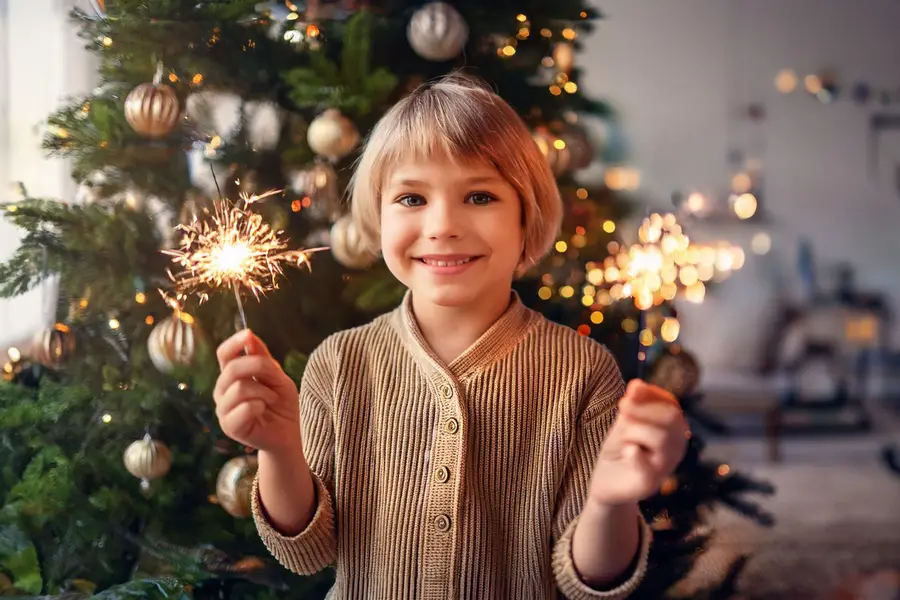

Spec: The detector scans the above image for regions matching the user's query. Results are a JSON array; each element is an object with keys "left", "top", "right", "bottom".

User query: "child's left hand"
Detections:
[{"left": 588, "top": 380, "right": 690, "bottom": 507}]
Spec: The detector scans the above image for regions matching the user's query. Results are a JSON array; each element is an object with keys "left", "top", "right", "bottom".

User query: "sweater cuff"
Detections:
[
  {"left": 552, "top": 513, "right": 652, "bottom": 600},
  {"left": 251, "top": 471, "right": 337, "bottom": 575}
]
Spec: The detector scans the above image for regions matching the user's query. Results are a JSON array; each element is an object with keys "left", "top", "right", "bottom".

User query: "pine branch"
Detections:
[{"left": 283, "top": 12, "right": 398, "bottom": 116}]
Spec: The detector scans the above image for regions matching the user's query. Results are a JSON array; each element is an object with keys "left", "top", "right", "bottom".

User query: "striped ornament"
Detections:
[
  {"left": 124, "top": 83, "right": 181, "bottom": 139},
  {"left": 148, "top": 313, "right": 197, "bottom": 374},
  {"left": 123, "top": 433, "right": 172, "bottom": 489},
  {"left": 407, "top": 2, "right": 468, "bottom": 62}
]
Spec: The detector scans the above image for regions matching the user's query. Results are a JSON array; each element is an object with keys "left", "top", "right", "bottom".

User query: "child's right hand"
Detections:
[{"left": 213, "top": 330, "right": 301, "bottom": 454}]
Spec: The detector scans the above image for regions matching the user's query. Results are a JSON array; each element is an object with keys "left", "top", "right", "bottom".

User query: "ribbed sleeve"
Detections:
[
  {"left": 550, "top": 353, "right": 652, "bottom": 599},
  {"left": 251, "top": 471, "right": 337, "bottom": 575},
  {"left": 553, "top": 515, "right": 652, "bottom": 600}
]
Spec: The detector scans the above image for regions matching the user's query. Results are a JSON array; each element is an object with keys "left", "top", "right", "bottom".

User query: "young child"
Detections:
[{"left": 213, "top": 74, "right": 689, "bottom": 599}]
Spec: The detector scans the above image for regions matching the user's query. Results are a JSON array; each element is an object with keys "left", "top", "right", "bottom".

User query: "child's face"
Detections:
[{"left": 380, "top": 155, "right": 524, "bottom": 310}]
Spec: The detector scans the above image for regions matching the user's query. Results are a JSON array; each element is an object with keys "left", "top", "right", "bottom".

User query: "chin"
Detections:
[{"left": 414, "top": 283, "right": 482, "bottom": 308}]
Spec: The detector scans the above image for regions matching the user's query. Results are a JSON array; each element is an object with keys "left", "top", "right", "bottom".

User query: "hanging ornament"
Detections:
[
  {"left": 123, "top": 433, "right": 172, "bottom": 491},
  {"left": 552, "top": 42, "right": 575, "bottom": 74},
  {"left": 560, "top": 127, "right": 594, "bottom": 171},
  {"left": 307, "top": 109, "right": 359, "bottom": 162},
  {"left": 330, "top": 214, "right": 378, "bottom": 269},
  {"left": 648, "top": 345, "right": 700, "bottom": 398},
  {"left": 215, "top": 455, "right": 259, "bottom": 518},
  {"left": 407, "top": 2, "right": 469, "bottom": 62},
  {"left": 289, "top": 160, "right": 342, "bottom": 221},
  {"left": 532, "top": 128, "right": 571, "bottom": 175},
  {"left": 148, "top": 312, "right": 198, "bottom": 374},
  {"left": 31, "top": 324, "right": 76, "bottom": 369},
  {"left": 124, "top": 64, "right": 181, "bottom": 139}
]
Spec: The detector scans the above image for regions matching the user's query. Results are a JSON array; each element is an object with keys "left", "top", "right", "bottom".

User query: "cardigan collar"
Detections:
[{"left": 392, "top": 289, "right": 538, "bottom": 382}]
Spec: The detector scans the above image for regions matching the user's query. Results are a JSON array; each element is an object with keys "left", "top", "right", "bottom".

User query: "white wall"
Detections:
[
  {"left": 0, "top": 0, "right": 97, "bottom": 354},
  {"left": 582, "top": 0, "right": 900, "bottom": 379}
]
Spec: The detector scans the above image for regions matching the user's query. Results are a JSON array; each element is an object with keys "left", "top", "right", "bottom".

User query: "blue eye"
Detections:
[
  {"left": 398, "top": 195, "right": 425, "bottom": 207},
  {"left": 468, "top": 193, "right": 495, "bottom": 205}
]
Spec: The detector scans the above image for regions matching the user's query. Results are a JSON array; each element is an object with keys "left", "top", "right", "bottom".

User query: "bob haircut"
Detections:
[{"left": 347, "top": 72, "right": 563, "bottom": 272}]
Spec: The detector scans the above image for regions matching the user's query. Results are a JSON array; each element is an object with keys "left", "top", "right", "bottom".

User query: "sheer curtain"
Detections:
[{"left": 0, "top": 0, "right": 97, "bottom": 357}]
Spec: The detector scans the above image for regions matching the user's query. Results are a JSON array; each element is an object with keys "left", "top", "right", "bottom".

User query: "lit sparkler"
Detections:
[{"left": 164, "top": 189, "right": 327, "bottom": 329}]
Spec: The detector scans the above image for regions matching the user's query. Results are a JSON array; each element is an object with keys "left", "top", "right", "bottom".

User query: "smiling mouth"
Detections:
[{"left": 417, "top": 257, "right": 477, "bottom": 267}]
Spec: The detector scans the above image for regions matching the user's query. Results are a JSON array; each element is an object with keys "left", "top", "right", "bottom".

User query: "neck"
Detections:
[{"left": 411, "top": 289, "right": 513, "bottom": 366}]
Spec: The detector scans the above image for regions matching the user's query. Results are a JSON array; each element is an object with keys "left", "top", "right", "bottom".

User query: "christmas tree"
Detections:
[{"left": 0, "top": 1, "right": 773, "bottom": 598}]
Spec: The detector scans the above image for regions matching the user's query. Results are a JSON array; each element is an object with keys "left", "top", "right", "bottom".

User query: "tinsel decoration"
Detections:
[
  {"left": 215, "top": 455, "right": 259, "bottom": 518},
  {"left": 147, "top": 312, "right": 198, "bottom": 375},
  {"left": 124, "top": 63, "right": 181, "bottom": 139},
  {"left": 407, "top": 2, "right": 469, "bottom": 62},
  {"left": 123, "top": 433, "right": 172, "bottom": 491}
]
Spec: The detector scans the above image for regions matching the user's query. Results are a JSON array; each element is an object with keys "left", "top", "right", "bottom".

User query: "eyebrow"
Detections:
[{"left": 389, "top": 175, "right": 505, "bottom": 188}]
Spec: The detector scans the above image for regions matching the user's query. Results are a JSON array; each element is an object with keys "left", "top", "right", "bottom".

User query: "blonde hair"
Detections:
[{"left": 347, "top": 73, "right": 563, "bottom": 270}]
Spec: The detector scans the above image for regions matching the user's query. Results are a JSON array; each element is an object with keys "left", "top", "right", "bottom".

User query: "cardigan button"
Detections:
[
  {"left": 435, "top": 466, "right": 450, "bottom": 483},
  {"left": 434, "top": 514, "right": 451, "bottom": 532},
  {"left": 445, "top": 418, "right": 459, "bottom": 434},
  {"left": 440, "top": 383, "right": 454, "bottom": 399}
]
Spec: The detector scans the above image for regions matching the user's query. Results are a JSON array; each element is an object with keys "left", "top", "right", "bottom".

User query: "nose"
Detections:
[{"left": 423, "top": 198, "right": 462, "bottom": 240}]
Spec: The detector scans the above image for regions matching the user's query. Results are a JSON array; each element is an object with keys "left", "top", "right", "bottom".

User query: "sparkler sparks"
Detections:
[{"left": 163, "top": 190, "right": 327, "bottom": 328}]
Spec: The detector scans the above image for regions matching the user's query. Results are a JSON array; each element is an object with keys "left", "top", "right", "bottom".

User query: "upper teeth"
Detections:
[{"left": 423, "top": 258, "right": 472, "bottom": 267}]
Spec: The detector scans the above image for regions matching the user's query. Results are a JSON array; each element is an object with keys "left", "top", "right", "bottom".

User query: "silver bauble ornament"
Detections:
[
  {"left": 123, "top": 433, "right": 172, "bottom": 490},
  {"left": 307, "top": 109, "right": 359, "bottom": 162},
  {"left": 407, "top": 2, "right": 469, "bottom": 61},
  {"left": 330, "top": 214, "right": 377, "bottom": 269},
  {"left": 148, "top": 313, "right": 198, "bottom": 374}
]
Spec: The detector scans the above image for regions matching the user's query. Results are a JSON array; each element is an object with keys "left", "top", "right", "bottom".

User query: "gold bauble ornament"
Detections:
[
  {"left": 31, "top": 324, "right": 76, "bottom": 369},
  {"left": 123, "top": 433, "right": 172, "bottom": 490},
  {"left": 407, "top": 1, "right": 469, "bottom": 62},
  {"left": 215, "top": 455, "right": 259, "bottom": 518},
  {"left": 330, "top": 214, "right": 378, "bottom": 269},
  {"left": 148, "top": 312, "right": 198, "bottom": 374},
  {"left": 289, "top": 161, "right": 342, "bottom": 221},
  {"left": 124, "top": 82, "right": 181, "bottom": 139},
  {"left": 307, "top": 109, "right": 359, "bottom": 162}
]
